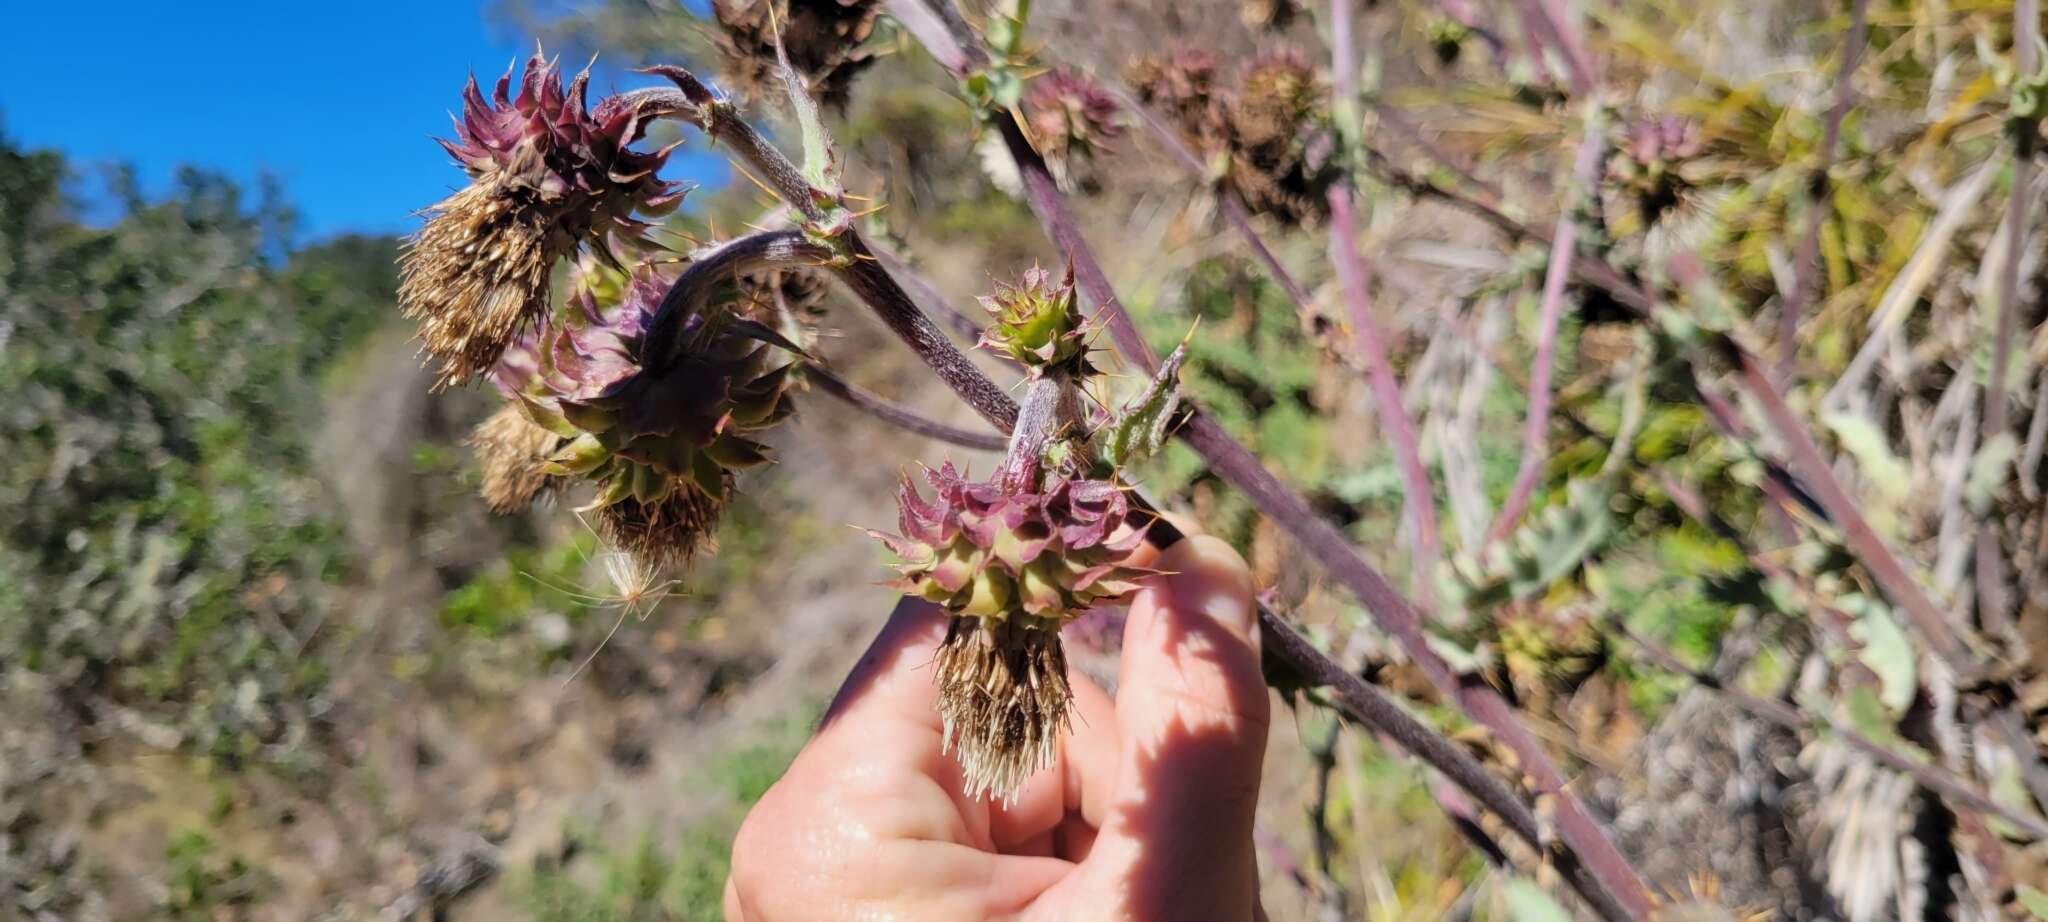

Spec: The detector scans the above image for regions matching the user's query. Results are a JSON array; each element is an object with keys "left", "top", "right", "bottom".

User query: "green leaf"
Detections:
[
  {"left": 1967, "top": 432, "right": 2017, "bottom": 515},
  {"left": 1101, "top": 343, "right": 1186, "bottom": 469},
  {"left": 1845, "top": 595, "right": 1917, "bottom": 713},
  {"left": 2017, "top": 885, "right": 2048, "bottom": 919},
  {"left": 1823, "top": 412, "right": 1910, "bottom": 507},
  {"left": 1502, "top": 877, "right": 1575, "bottom": 922}
]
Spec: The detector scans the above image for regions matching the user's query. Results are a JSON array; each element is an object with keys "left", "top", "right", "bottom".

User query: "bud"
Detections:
[
  {"left": 401, "top": 53, "right": 688, "bottom": 389},
  {"left": 489, "top": 260, "right": 800, "bottom": 567},
  {"left": 870, "top": 462, "right": 1150, "bottom": 801},
  {"left": 977, "top": 264, "right": 1094, "bottom": 376},
  {"left": 710, "top": 0, "right": 881, "bottom": 108}
]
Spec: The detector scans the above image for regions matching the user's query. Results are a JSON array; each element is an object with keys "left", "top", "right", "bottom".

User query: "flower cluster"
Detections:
[
  {"left": 401, "top": 54, "right": 688, "bottom": 389},
  {"left": 871, "top": 462, "right": 1150, "bottom": 800},
  {"left": 477, "top": 262, "right": 799, "bottom": 567}
]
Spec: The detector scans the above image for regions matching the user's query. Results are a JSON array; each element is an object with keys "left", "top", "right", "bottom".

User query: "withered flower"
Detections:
[
  {"left": 486, "top": 261, "right": 800, "bottom": 567},
  {"left": 710, "top": 0, "right": 880, "bottom": 107},
  {"left": 1130, "top": 46, "right": 1335, "bottom": 227},
  {"left": 471, "top": 402, "right": 563, "bottom": 513},
  {"left": 402, "top": 52, "right": 688, "bottom": 389},
  {"left": 872, "top": 462, "right": 1150, "bottom": 801}
]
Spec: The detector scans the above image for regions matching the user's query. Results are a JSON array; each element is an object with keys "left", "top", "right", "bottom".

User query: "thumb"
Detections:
[{"left": 1084, "top": 535, "right": 1267, "bottom": 917}]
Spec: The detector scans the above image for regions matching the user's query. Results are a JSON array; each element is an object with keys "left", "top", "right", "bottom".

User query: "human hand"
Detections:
[{"left": 724, "top": 534, "right": 1269, "bottom": 921}]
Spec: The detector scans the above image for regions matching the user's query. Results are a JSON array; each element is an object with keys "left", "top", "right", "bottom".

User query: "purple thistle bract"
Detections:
[
  {"left": 474, "top": 261, "right": 799, "bottom": 568},
  {"left": 871, "top": 461, "right": 1151, "bottom": 802},
  {"left": 402, "top": 52, "right": 689, "bottom": 390}
]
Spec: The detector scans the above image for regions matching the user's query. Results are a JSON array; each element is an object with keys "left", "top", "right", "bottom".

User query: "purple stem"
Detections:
[
  {"left": 1484, "top": 112, "right": 1604, "bottom": 547},
  {"left": 1326, "top": 0, "right": 1440, "bottom": 603},
  {"left": 1329, "top": 190, "right": 1440, "bottom": 603},
  {"left": 1778, "top": 0, "right": 1873, "bottom": 382},
  {"left": 803, "top": 363, "right": 1009, "bottom": 451}
]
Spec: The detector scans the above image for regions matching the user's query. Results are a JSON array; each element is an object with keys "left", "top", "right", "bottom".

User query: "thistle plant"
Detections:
[
  {"left": 868, "top": 267, "right": 1159, "bottom": 800},
  {"left": 383, "top": 3, "right": 2048, "bottom": 915}
]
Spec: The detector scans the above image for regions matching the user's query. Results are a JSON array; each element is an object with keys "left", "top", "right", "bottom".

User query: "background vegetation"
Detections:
[{"left": 4, "top": 0, "right": 2048, "bottom": 919}]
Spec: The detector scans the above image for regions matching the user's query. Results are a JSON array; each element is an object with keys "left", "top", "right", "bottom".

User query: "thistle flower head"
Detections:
[
  {"left": 977, "top": 265, "right": 1094, "bottom": 376},
  {"left": 401, "top": 52, "right": 689, "bottom": 389},
  {"left": 710, "top": 0, "right": 881, "bottom": 107},
  {"left": 870, "top": 461, "right": 1150, "bottom": 801},
  {"left": 1022, "top": 69, "right": 1123, "bottom": 163},
  {"left": 470, "top": 403, "right": 564, "bottom": 513},
  {"left": 487, "top": 260, "right": 799, "bottom": 566},
  {"left": 1130, "top": 46, "right": 1334, "bottom": 227}
]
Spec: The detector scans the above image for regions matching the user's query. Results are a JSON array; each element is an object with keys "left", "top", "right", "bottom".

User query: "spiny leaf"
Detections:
[{"left": 1101, "top": 341, "right": 1187, "bottom": 468}]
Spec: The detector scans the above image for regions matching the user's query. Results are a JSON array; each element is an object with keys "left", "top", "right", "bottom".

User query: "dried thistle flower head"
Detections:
[
  {"left": 402, "top": 52, "right": 688, "bottom": 389},
  {"left": 1131, "top": 46, "right": 1335, "bottom": 227},
  {"left": 1126, "top": 47, "right": 1225, "bottom": 137},
  {"left": 1023, "top": 69, "right": 1123, "bottom": 163},
  {"left": 710, "top": 0, "right": 880, "bottom": 107},
  {"left": 1228, "top": 48, "right": 1336, "bottom": 226},
  {"left": 977, "top": 264, "right": 1094, "bottom": 376},
  {"left": 470, "top": 402, "right": 564, "bottom": 513},
  {"left": 870, "top": 462, "right": 1150, "bottom": 800},
  {"left": 487, "top": 259, "right": 800, "bottom": 566}
]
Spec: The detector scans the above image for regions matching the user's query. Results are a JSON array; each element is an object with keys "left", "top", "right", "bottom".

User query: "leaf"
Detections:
[
  {"left": 1966, "top": 432, "right": 2017, "bottom": 516},
  {"left": 1502, "top": 877, "right": 1575, "bottom": 922},
  {"left": 1844, "top": 595, "right": 1917, "bottom": 713},
  {"left": 1101, "top": 342, "right": 1186, "bottom": 468},
  {"left": 2017, "top": 885, "right": 2048, "bottom": 919},
  {"left": 1822, "top": 412, "right": 1910, "bottom": 507}
]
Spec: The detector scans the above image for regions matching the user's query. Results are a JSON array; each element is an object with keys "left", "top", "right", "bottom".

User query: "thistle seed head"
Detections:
[
  {"left": 597, "top": 485, "right": 726, "bottom": 570},
  {"left": 933, "top": 615, "right": 1072, "bottom": 804},
  {"left": 401, "top": 52, "right": 688, "bottom": 389},
  {"left": 471, "top": 403, "right": 565, "bottom": 513},
  {"left": 1129, "top": 46, "right": 1336, "bottom": 227},
  {"left": 872, "top": 460, "right": 1151, "bottom": 800}
]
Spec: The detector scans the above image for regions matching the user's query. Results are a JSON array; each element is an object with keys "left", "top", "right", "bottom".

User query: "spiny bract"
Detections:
[{"left": 402, "top": 52, "right": 688, "bottom": 389}]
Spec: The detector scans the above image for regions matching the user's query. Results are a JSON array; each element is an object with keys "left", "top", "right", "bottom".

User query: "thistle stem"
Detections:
[{"left": 803, "top": 363, "right": 1008, "bottom": 451}]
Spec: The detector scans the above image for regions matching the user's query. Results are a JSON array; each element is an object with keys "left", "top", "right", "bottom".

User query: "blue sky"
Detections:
[{"left": 0, "top": 1, "right": 722, "bottom": 242}]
